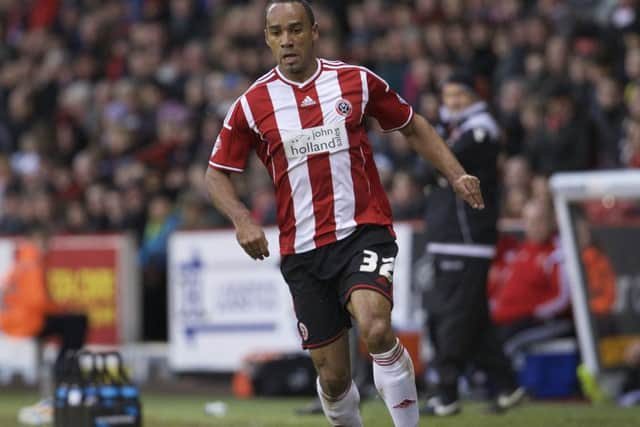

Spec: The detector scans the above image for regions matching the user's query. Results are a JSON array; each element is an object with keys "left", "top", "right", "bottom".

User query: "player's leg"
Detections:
[
  {"left": 280, "top": 253, "right": 363, "bottom": 426},
  {"left": 308, "top": 333, "right": 363, "bottom": 427},
  {"left": 347, "top": 289, "right": 418, "bottom": 427},
  {"left": 340, "top": 236, "right": 418, "bottom": 427}
]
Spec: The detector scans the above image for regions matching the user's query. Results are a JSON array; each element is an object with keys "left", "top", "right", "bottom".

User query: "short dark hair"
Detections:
[
  {"left": 266, "top": 0, "right": 316, "bottom": 26},
  {"left": 442, "top": 69, "right": 476, "bottom": 94}
]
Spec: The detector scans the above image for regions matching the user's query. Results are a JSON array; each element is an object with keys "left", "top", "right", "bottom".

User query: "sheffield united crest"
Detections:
[
  {"left": 298, "top": 322, "right": 309, "bottom": 341},
  {"left": 335, "top": 99, "right": 352, "bottom": 117}
]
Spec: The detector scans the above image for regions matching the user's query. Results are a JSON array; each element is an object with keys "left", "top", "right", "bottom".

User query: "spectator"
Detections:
[
  {"left": 525, "top": 83, "right": 592, "bottom": 175},
  {"left": 574, "top": 212, "right": 617, "bottom": 317},
  {"left": 490, "top": 199, "right": 573, "bottom": 355},
  {"left": 590, "top": 75, "right": 626, "bottom": 168},
  {"left": 622, "top": 116, "right": 640, "bottom": 167},
  {"left": 496, "top": 78, "right": 527, "bottom": 156},
  {"left": 0, "top": 191, "right": 25, "bottom": 235},
  {"left": 139, "top": 193, "right": 179, "bottom": 340},
  {"left": 501, "top": 156, "right": 533, "bottom": 219}
]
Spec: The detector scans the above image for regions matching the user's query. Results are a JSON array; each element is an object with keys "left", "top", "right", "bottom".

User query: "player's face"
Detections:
[
  {"left": 265, "top": 2, "right": 318, "bottom": 80},
  {"left": 442, "top": 83, "right": 475, "bottom": 114}
]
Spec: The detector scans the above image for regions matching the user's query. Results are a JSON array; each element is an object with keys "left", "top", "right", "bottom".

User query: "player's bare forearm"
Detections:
[
  {"left": 205, "top": 168, "right": 270, "bottom": 259},
  {"left": 205, "top": 167, "right": 253, "bottom": 227},
  {"left": 400, "top": 114, "right": 465, "bottom": 182},
  {"left": 400, "top": 113, "right": 485, "bottom": 209}
]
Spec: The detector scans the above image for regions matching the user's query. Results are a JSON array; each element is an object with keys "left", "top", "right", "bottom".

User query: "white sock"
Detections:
[
  {"left": 316, "top": 378, "right": 363, "bottom": 427},
  {"left": 371, "top": 338, "right": 419, "bottom": 427}
]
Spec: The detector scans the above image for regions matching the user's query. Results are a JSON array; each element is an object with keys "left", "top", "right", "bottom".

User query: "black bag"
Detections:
[
  {"left": 53, "top": 350, "right": 142, "bottom": 427},
  {"left": 251, "top": 353, "right": 316, "bottom": 396}
]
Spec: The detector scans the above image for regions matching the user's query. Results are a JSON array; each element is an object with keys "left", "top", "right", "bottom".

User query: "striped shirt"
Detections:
[{"left": 209, "top": 58, "right": 413, "bottom": 255}]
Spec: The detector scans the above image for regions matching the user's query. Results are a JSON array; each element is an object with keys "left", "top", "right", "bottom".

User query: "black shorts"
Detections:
[{"left": 280, "top": 225, "right": 398, "bottom": 349}]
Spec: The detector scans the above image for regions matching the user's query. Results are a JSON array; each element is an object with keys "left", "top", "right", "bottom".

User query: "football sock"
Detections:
[
  {"left": 371, "top": 338, "right": 419, "bottom": 427},
  {"left": 316, "top": 378, "right": 363, "bottom": 427}
]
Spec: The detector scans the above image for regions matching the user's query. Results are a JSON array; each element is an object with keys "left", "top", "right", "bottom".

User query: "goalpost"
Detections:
[{"left": 551, "top": 170, "right": 640, "bottom": 385}]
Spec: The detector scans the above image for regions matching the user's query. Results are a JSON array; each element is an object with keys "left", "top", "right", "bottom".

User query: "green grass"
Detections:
[{"left": 1, "top": 390, "right": 639, "bottom": 427}]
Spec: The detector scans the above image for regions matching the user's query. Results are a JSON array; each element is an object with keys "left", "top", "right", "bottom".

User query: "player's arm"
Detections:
[
  {"left": 205, "top": 168, "right": 269, "bottom": 260},
  {"left": 206, "top": 98, "right": 269, "bottom": 260},
  {"left": 400, "top": 113, "right": 485, "bottom": 210}
]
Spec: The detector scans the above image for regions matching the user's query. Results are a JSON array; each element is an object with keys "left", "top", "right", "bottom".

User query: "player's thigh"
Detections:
[
  {"left": 346, "top": 288, "right": 392, "bottom": 328},
  {"left": 308, "top": 331, "right": 351, "bottom": 382},
  {"left": 340, "top": 241, "right": 397, "bottom": 347}
]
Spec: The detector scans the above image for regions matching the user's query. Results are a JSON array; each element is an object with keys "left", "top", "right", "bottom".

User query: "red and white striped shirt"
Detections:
[{"left": 209, "top": 58, "right": 414, "bottom": 255}]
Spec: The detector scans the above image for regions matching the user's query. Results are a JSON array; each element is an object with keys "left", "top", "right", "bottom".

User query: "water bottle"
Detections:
[
  {"left": 96, "top": 353, "right": 120, "bottom": 417},
  {"left": 65, "top": 351, "right": 85, "bottom": 427},
  {"left": 108, "top": 351, "right": 142, "bottom": 427},
  {"left": 78, "top": 351, "right": 99, "bottom": 427}
]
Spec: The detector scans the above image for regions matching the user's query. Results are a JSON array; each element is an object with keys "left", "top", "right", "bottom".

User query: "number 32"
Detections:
[{"left": 359, "top": 249, "right": 395, "bottom": 282}]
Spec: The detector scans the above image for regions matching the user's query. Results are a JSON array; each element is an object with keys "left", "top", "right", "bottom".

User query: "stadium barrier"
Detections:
[
  {"left": 0, "top": 233, "right": 141, "bottom": 346},
  {"left": 167, "top": 224, "right": 417, "bottom": 373}
]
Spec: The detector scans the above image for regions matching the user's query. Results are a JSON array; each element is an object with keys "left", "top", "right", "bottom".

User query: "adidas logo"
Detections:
[
  {"left": 300, "top": 96, "right": 316, "bottom": 107},
  {"left": 393, "top": 399, "right": 416, "bottom": 409}
]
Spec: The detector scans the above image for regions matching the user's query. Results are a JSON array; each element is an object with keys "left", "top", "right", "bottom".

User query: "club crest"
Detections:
[
  {"left": 335, "top": 99, "right": 352, "bottom": 117},
  {"left": 298, "top": 322, "right": 309, "bottom": 341}
]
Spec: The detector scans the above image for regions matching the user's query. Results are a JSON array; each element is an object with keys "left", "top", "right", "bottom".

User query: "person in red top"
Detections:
[
  {"left": 205, "top": 1, "right": 484, "bottom": 426},
  {"left": 490, "top": 199, "right": 572, "bottom": 350},
  {"left": 487, "top": 234, "right": 521, "bottom": 315}
]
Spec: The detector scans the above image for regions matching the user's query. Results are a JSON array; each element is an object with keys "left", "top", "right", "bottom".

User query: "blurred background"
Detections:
[{"left": 1, "top": 0, "right": 640, "bottom": 424}]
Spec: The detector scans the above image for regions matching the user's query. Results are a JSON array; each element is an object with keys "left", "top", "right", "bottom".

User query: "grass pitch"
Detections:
[{"left": 1, "top": 390, "right": 639, "bottom": 427}]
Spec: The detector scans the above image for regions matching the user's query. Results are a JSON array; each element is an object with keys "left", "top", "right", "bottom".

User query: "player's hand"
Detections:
[
  {"left": 452, "top": 174, "right": 485, "bottom": 209},
  {"left": 236, "top": 218, "right": 270, "bottom": 260}
]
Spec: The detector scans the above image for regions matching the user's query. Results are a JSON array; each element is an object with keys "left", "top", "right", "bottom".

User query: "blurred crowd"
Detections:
[{"left": 2, "top": 0, "right": 640, "bottom": 339}]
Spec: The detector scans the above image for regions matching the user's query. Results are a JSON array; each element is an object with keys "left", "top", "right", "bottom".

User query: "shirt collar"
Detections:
[{"left": 274, "top": 58, "right": 322, "bottom": 89}]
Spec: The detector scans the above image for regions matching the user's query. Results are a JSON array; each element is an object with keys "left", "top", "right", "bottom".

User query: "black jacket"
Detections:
[{"left": 422, "top": 101, "right": 500, "bottom": 257}]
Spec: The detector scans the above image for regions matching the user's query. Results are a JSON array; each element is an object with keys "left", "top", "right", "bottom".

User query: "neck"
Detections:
[{"left": 278, "top": 58, "right": 318, "bottom": 83}]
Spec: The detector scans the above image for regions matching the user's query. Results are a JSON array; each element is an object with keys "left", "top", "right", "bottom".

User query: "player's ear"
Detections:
[
  {"left": 264, "top": 28, "right": 270, "bottom": 48},
  {"left": 311, "top": 22, "right": 319, "bottom": 42}
]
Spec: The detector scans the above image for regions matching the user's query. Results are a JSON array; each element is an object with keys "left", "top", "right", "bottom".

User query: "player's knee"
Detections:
[
  {"left": 360, "top": 317, "right": 394, "bottom": 352},
  {"left": 318, "top": 369, "right": 351, "bottom": 397}
]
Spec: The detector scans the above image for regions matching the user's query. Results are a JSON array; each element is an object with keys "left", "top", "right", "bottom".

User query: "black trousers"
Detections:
[
  {"left": 427, "top": 254, "right": 516, "bottom": 401},
  {"left": 37, "top": 313, "right": 88, "bottom": 382}
]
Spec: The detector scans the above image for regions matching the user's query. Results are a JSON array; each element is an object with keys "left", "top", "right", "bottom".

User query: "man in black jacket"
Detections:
[{"left": 421, "top": 71, "right": 524, "bottom": 416}]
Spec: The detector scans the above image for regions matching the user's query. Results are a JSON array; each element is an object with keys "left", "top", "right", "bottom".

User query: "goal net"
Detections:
[{"left": 551, "top": 171, "right": 640, "bottom": 384}]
